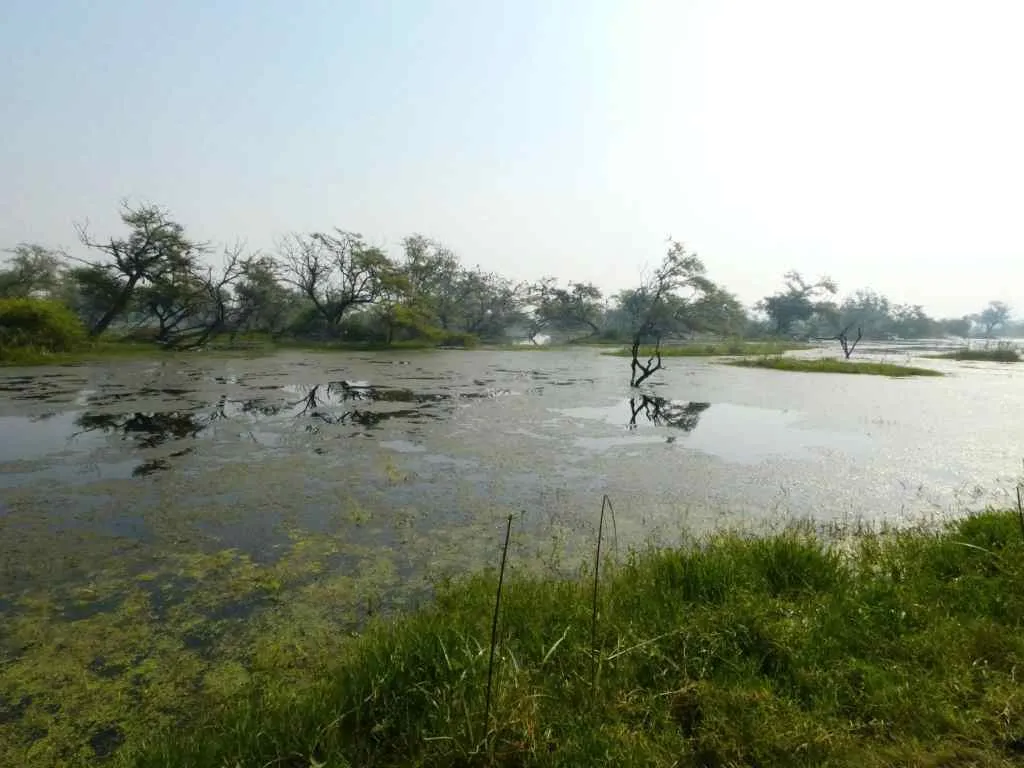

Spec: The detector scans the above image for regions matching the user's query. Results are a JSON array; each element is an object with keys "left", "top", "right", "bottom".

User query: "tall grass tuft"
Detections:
[{"left": 128, "top": 509, "right": 1024, "bottom": 768}]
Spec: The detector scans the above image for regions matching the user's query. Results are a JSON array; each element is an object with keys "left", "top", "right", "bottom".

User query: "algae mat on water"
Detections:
[
  {"left": 117, "top": 510, "right": 1024, "bottom": 767},
  {"left": 0, "top": 499, "right": 573, "bottom": 768}
]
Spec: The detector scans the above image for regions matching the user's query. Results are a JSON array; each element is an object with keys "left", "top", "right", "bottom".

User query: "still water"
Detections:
[{"left": 1, "top": 344, "right": 1022, "bottom": 762}]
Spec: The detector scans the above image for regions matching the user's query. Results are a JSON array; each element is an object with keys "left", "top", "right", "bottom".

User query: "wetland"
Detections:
[{"left": 2, "top": 343, "right": 1023, "bottom": 764}]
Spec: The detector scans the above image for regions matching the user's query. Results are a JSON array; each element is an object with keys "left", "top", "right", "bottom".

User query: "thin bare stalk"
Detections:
[
  {"left": 484, "top": 514, "right": 513, "bottom": 738},
  {"left": 590, "top": 495, "right": 613, "bottom": 688},
  {"left": 1016, "top": 484, "right": 1024, "bottom": 539}
]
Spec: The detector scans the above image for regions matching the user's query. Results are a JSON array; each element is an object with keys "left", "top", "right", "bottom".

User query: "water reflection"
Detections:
[
  {"left": 74, "top": 411, "right": 206, "bottom": 448},
  {"left": 58, "top": 382, "right": 459, "bottom": 477},
  {"left": 628, "top": 395, "right": 711, "bottom": 432}
]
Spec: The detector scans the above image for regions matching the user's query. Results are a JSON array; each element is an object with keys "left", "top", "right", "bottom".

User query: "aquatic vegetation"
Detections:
[
  {"left": 603, "top": 340, "right": 809, "bottom": 358},
  {"left": 126, "top": 510, "right": 1024, "bottom": 767},
  {"left": 728, "top": 357, "right": 943, "bottom": 377},
  {"left": 931, "top": 346, "right": 1020, "bottom": 362}
]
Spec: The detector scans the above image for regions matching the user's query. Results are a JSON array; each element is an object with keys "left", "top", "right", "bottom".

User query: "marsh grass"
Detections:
[
  {"left": 931, "top": 347, "right": 1021, "bottom": 363},
  {"left": 128, "top": 510, "right": 1024, "bottom": 768},
  {"left": 604, "top": 340, "right": 809, "bottom": 358},
  {"left": 728, "top": 356, "right": 943, "bottom": 377},
  {"left": 0, "top": 341, "right": 173, "bottom": 366}
]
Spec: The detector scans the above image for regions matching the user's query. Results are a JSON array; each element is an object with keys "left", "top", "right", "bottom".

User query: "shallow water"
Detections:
[{"left": 2, "top": 343, "right": 1023, "bottom": 762}]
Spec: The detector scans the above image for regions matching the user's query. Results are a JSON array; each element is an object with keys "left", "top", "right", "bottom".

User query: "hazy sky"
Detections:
[{"left": 3, "top": 0, "right": 1022, "bottom": 317}]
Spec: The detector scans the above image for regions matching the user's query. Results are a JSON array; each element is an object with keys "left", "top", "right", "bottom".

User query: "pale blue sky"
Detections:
[{"left": 3, "top": 0, "right": 1023, "bottom": 317}]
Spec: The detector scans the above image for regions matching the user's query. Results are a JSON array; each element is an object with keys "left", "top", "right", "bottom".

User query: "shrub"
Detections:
[
  {"left": 435, "top": 331, "right": 479, "bottom": 348},
  {"left": 0, "top": 298, "right": 87, "bottom": 357}
]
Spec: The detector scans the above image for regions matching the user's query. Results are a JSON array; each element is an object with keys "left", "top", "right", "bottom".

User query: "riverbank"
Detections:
[{"left": 125, "top": 509, "right": 1024, "bottom": 767}]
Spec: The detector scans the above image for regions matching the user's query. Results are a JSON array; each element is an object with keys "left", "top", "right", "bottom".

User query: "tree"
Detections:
[
  {"left": 232, "top": 255, "right": 298, "bottom": 338},
  {"left": 452, "top": 268, "right": 525, "bottom": 340},
  {"left": 61, "top": 264, "right": 128, "bottom": 332},
  {"left": 75, "top": 204, "right": 201, "bottom": 336},
  {"left": 838, "top": 289, "right": 891, "bottom": 338},
  {"left": 174, "top": 245, "right": 252, "bottom": 347},
  {"left": 134, "top": 269, "right": 208, "bottom": 343},
  {"left": 530, "top": 279, "right": 605, "bottom": 342},
  {"left": 685, "top": 285, "right": 747, "bottom": 336},
  {"left": 400, "top": 234, "right": 464, "bottom": 330},
  {"left": 890, "top": 304, "right": 937, "bottom": 339},
  {"left": 938, "top": 315, "right": 972, "bottom": 338},
  {"left": 627, "top": 240, "right": 714, "bottom": 387},
  {"left": 975, "top": 301, "right": 1011, "bottom": 337},
  {"left": 0, "top": 244, "right": 64, "bottom": 298},
  {"left": 758, "top": 270, "right": 837, "bottom": 336},
  {"left": 278, "top": 229, "right": 400, "bottom": 333}
]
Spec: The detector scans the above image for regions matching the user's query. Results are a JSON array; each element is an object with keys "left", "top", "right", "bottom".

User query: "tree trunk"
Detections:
[{"left": 90, "top": 274, "right": 140, "bottom": 337}]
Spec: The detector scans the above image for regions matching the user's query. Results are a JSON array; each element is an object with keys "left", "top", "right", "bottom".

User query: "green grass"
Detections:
[
  {"left": 930, "top": 347, "right": 1021, "bottom": 363},
  {"left": 126, "top": 509, "right": 1024, "bottom": 767},
  {"left": 0, "top": 335, "right": 467, "bottom": 365},
  {"left": 0, "top": 341, "right": 171, "bottom": 366},
  {"left": 728, "top": 356, "right": 943, "bottom": 377},
  {"left": 604, "top": 340, "right": 810, "bottom": 358}
]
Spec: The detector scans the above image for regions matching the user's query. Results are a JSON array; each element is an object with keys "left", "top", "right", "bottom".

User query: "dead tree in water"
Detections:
[
  {"left": 630, "top": 333, "right": 663, "bottom": 387},
  {"left": 836, "top": 323, "right": 863, "bottom": 359}
]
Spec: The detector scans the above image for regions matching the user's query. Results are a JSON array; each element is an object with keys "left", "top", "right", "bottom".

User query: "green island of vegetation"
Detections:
[
  {"left": 930, "top": 347, "right": 1021, "bottom": 363},
  {"left": 728, "top": 357, "right": 943, "bottom": 377},
  {"left": 603, "top": 340, "right": 809, "bottom": 358},
  {"left": 119, "top": 509, "right": 1024, "bottom": 767}
]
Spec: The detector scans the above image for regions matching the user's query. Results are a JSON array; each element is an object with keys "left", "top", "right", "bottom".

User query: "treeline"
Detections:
[{"left": 0, "top": 203, "right": 1012, "bottom": 354}]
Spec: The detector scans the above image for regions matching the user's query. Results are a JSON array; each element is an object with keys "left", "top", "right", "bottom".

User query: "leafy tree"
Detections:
[
  {"left": 938, "top": 316, "right": 972, "bottom": 338},
  {"left": 685, "top": 285, "right": 748, "bottom": 336},
  {"left": 975, "top": 301, "right": 1012, "bottom": 337},
  {"left": 889, "top": 304, "right": 937, "bottom": 339},
  {"left": 627, "top": 240, "right": 714, "bottom": 386},
  {"left": 75, "top": 204, "right": 201, "bottom": 336},
  {"left": 838, "top": 289, "right": 892, "bottom": 338},
  {"left": 0, "top": 244, "right": 64, "bottom": 298},
  {"left": 232, "top": 256, "right": 299, "bottom": 338},
  {"left": 134, "top": 269, "right": 208, "bottom": 343},
  {"left": 277, "top": 230, "right": 401, "bottom": 332},
  {"left": 530, "top": 279, "right": 605, "bottom": 341},
  {"left": 61, "top": 264, "right": 127, "bottom": 332},
  {"left": 758, "top": 270, "right": 837, "bottom": 336},
  {"left": 400, "top": 234, "right": 464, "bottom": 330},
  {"left": 452, "top": 268, "right": 525, "bottom": 340}
]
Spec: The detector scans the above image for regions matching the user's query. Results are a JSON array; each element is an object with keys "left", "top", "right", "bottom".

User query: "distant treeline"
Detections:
[{"left": 0, "top": 203, "right": 1013, "bottom": 353}]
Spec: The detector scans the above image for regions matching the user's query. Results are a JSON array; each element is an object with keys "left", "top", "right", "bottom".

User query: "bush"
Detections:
[
  {"left": 435, "top": 331, "right": 479, "bottom": 348},
  {"left": 0, "top": 298, "right": 87, "bottom": 357}
]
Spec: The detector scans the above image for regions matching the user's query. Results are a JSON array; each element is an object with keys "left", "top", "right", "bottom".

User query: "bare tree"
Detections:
[{"left": 836, "top": 322, "right": 863, "bottom": 359}]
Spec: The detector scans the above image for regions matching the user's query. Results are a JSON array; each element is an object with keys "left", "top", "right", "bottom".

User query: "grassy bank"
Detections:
[
  {"left": 0, "top": 341, "right": 174, "bottom": 366},
  {"left": 604, "top": 340, "right": 809, "bottom": 358},
  {"left": 930, "top": 347, "right": 1020, "bottom": 363},
  {"left": 728, "top": 357, "right": 943, "bottom": 377},
  {"left": 0, "top": 336, "right": 461, "bottom": 366},
  {"left": 127, "top": 510, "right": 1024, "bottom": 767}
]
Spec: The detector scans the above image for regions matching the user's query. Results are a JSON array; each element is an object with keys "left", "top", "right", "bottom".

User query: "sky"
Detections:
[{"left": 2, "top": 0, "right": 1023, "bottom": 318}]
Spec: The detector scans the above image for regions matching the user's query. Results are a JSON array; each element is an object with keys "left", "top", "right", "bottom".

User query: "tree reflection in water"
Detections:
[{"left": 628, "top": 394, "right": 710, "bottom": 433}]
